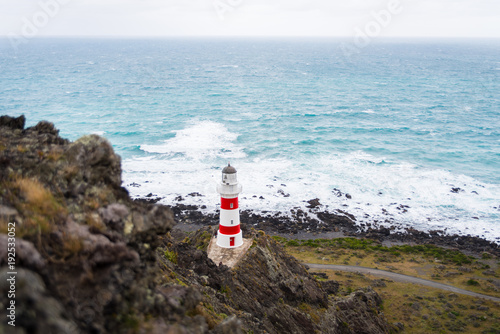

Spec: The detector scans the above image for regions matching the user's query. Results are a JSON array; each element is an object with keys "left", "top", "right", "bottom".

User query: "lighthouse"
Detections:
[{"left": 216, "top": 163, "right": 243, "bottom": 248}]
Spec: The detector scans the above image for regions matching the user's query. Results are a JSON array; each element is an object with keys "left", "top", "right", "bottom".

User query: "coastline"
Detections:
[{"left": 137, "top": 199, "right": 500, "bottom": 257}]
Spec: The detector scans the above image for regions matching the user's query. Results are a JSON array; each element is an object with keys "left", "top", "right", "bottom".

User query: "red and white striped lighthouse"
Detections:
[{"left": 216, "top": 163, "right": 243, "bottom": 248}]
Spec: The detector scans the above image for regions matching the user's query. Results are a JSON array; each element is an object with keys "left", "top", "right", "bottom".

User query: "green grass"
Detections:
[
  {"left": 272, "top": 236, "right": 475, "bottom": 265},
  {"left": 164, "top": 249, "right": 178, "bottom": 264}
]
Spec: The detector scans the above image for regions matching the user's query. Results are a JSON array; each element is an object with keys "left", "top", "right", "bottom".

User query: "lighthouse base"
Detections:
[
  {"left": 216, "top": 231, "right": 243, "bottom": 248},
  {"left": 208, "top": 236, "right": 253, "bottom": 268}
]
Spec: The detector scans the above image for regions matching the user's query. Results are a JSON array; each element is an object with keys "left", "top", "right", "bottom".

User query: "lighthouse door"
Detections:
[{"left": 230, "top": 237, "right": 235, "bottom": 247}]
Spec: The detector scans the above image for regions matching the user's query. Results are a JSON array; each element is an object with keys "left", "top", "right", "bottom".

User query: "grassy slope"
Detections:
[{"left": 273, "top": 236, "right": 500, "bottom": 334}]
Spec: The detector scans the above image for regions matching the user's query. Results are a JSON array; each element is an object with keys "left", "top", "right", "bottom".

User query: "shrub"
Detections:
[{"left": 466, "top": 279, "right": 480, "bottom": 286}]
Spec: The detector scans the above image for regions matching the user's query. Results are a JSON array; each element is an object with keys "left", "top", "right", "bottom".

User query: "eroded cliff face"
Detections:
[{"left": 0, "top": 115, "right": 396, "bottom": 333}]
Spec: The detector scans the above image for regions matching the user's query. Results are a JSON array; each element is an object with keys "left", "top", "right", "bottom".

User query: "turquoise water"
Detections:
[{"left": 1, "top": 38, "right": 499, "bottom": 241}]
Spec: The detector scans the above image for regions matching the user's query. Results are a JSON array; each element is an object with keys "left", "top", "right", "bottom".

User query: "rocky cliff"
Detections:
[{"left": 0, "top": 115, "right": 396, "bottom": 333}]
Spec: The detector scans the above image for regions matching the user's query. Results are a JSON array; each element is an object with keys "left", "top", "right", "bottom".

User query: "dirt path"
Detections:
[{"left": 305, "top": 263, "right": 500, "bottom": 302}]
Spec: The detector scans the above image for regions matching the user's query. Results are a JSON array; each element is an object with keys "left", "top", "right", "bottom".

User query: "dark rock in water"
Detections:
[
  {"left": 451, "top": 187, "right": 463, "bottom": 193},
  {"left": 306, "top": 198, "right": 321, "bottom": 208},
  {"left": 277, "top": 189, "right": 290, "bottom": 197},
  {"left": 134, "top": 196, "right": 163, "bottom": 204},
  {"left": 0, "top": 114, "right": 25, "bottom": 129}
]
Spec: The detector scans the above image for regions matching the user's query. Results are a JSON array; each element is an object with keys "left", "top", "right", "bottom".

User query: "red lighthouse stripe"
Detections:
[
  {"left": 219, "top": 224, "right": 241, "bottom": 235},
  {"left": 221, "top": 197, "right": 238, "bottom": 210}
]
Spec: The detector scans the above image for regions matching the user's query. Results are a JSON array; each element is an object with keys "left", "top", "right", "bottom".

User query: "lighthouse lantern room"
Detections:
[{"left": 216, "top": 164, "right": 243, "bottom": 248}]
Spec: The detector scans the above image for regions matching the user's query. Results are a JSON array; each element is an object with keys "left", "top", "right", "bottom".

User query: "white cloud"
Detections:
[{"left": 0, "top": 0, "right": 499, "bottom": 37}]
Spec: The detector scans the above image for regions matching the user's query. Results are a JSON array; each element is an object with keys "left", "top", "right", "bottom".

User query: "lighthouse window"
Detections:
[
  {"left": 231, "top": 220, "right": 233, "bottom": 225},
  {"left": 230, "top": 203, "right": 234, "bottom": 209}
]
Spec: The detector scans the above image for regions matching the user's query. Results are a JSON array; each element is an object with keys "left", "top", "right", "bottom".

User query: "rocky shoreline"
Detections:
[{"left": 143, "top": 199, "right": 500, "bottom": 257}]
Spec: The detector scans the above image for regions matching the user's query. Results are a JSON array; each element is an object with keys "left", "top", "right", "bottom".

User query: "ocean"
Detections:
[{"left": 1, "top": 38, "right": 499, "bottom": 242}]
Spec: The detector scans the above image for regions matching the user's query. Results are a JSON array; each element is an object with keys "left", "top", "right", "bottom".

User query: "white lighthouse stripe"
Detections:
[
  {"left": 219, "top": 209, "right": 240, "bottom": 226},
  {"left": 217, "top": 231, "right": 243, "bottom": 248},
  {"left": 216, "top": 183, "right": 242, "bottom": 197}
]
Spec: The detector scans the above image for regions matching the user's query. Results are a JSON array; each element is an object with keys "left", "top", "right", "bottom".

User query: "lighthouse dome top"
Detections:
[{"left": 222, "top": 164, "right": 237, "bottom": 174}]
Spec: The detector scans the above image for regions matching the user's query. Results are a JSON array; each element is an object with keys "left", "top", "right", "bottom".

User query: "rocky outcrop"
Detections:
[
  {"left": 0, "top": 115, "right": 177, "bottom": 333},
  {"left": 160, "top": 228, "right": 396, "bottom": 333},
  {"left": 0, "top": 115, "right": 395, "bottom": 333}
]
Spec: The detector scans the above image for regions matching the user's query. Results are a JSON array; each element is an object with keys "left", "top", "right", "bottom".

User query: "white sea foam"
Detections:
[
  {"left": 124, "top": 123, "right": 500, "bottom": 242},
  {"left": 140, "top": 120, "right": 246, "bottom": 160}
]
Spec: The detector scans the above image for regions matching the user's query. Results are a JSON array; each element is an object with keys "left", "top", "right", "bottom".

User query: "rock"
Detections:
[
  {"left": 393, "top": 322, "right": 404, "bottom": 330},
  {"left": 158, "top": 285, "right": 202, "bottom": 312},
  {"left": 30, "top": 120, "right": 59, "bottom": 135},
  {"left": 98, "top": 203, "right": 129, "bottom": 231},
  {"left": 277, "top": 189, "right": 290, "bottom": 197},
  {"left": 411, "top": 302, "right": 422, "bottom": 311},
  {"left": 0, "top": 268, "right": 78, "bottom": 333},
  {"left": 0, "top": 205, "right": 20, "bottom": 223},
  {"left": 310, "top": 272, "right": 328, "bottom": 279},
  {"left": 0, "top": 234, "right": 46, "bottom": 271},
  {"left": 320, "top": 280, "right": 340, "bottom": 295},
  {"left": 65, "top": 218, "right": 139, "bottom": 266},
  {"left": 212, "top": 315, "right": 244, "bottom": 334},
  {"left": 333, "top": 288, "right": 394, "bottom": 334},
  {"left": 0, "top": 115, "right": 25, "bottom": 129},
  {"left": 306, "top": 198, "right": 321, "bottom": 208},
  {"left": 65, "top": 135, "right": 122, "bottom": 187},
  {"left": 482, "top": 270, "right": 496, "bottom": 276},
  {"left": 371, "top": 279, "right": 387, "bottom": 287}
]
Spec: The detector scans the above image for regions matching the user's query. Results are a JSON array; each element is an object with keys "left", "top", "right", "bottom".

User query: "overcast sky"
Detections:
[{"left": 1, "top": 0, "right": 499, "bottom": 38}]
